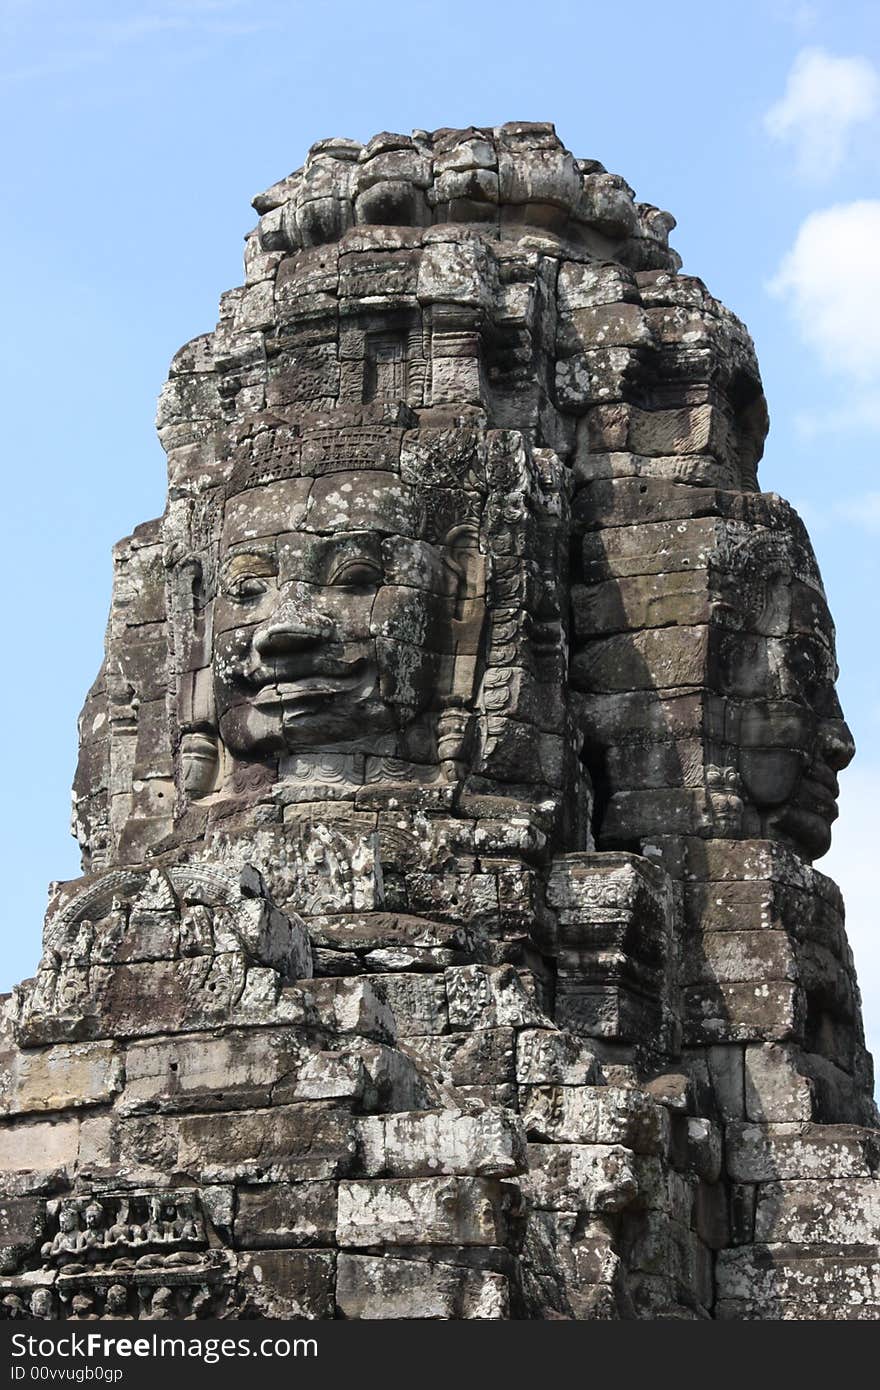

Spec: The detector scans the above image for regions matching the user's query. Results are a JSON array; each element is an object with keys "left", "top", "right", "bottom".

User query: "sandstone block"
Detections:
[
  {"left": 446, "top": 965, "right": 545, "bottom": 1030},
  {"left": 236, "top": 1250, "right": 335, "bottom": 1319},
  {"left": 177, "top": 1104, "right": 357, "bottom": 1183},
  {"left": 336, "top": 1176, "right": 518, "bottom": 1247},
  {"left": 725, "top": 1122, "right": 880, "bottom": 1182},
  {"left": 405, "top": 1028, "right": 516, "bottom": 1087},
  {"left": 515, "top": 1028, "right": 599, "bottom": 1086},
  {"left": 523, "top": 1143, "right": 637, "bottom": 1212},
  {"left": 336, "top": 1253, "right": 509, "bottom": 1319},
  {"left": 744, "top": 1044, "right": 814, "bottom": 1123},
  {"left": 305, "top": 978, "right": 396, "bottom": 1041},
  {"left": 356, "top": 1106, "right": 526, "bottom": 1178},
  {"left": 0, "top": 1117, "right": 80, "bottom": 1178},
  {"left": 717, "top": 1244, "right": 880, "bottom": 1307},
  {"left": 235, "top": 1182, "right": 338, "bottom": 1247},
  {"left": 372, "top": 974, "right": 447, "bottom": 1036},
  {"left": 120, "top": 1027, "right": 311, "bottom": 1113},
  {"left": 519, "top": 1085, "right": 668, "bottom": 1154},
  {"left": 754, "top": 1179, "right": 880, "bottom": 1244},
  {"left": 0, "top": 1041, "right": 121, "bottom": 1115}
]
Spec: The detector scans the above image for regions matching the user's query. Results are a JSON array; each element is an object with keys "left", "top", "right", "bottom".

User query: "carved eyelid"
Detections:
[
  {"left": 227, "top": 576, "right": 269, "bottom": 598},
  {"left": 328, "top": 557, "right": 383, "bottom": 584}
]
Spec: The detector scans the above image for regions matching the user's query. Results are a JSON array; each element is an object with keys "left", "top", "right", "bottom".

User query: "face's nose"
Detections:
[
  {"left": 816, "top": 688, "right": 855, "bottom": 773},
  {"left": 818, "top": 714, "right": 856, "bottom": 773},
  {"left": 253, "top": 593, "right": 332, "bottom": 659}
]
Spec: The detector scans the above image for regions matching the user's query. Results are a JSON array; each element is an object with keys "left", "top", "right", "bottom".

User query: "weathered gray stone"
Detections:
[
  {"left": 336, "top": 1253, "right": 509, "bottom": 1318},
  {"left": 446, "top": 965, "right": 545, "bottom": 1030},
  {"left": 0, "top": 1197, "right": 46, "bottom": 1274},
  {"left": 519, "top": 1086, "right": 669, "bottom": 1154},
  {"left": 235, "top": 1182, "right": 338, "bottom": 1247},
  {"left": 336, "top": 1176, "right": 518, "bottom": 1247},
  {"left": 744, "top": 1044, "right": 815, "bottom": 1123},
  {"left": 120, "top": 1028, "right": 312, "bottom": 1113},
  {"left": 236, "top": 1250, "right": 335, "bottom": 1318},
  {"left": 754, "top": 1180, "right": 880, "bottom": 1245},
  {"left": 515, "top": 1029, "right": 599, "bottom": 1086},
  {"left": 177, "top": 1104, "right": 358, "bottom": 1183},
  {"left": 726, "top": 1123, "right": 880, "bottom": 1182},
  {"left": 356, "top": 1107, "right": 526, "bottom": 1178},
  {"left": 717, "top": 1244, "right": 880, "bottom": 1307},
  {"left": 523, "top": 1143, "right": 637, "bottom": 1212},
  {"left": 0, "top": 1040, "right": 122, "bottom": 1115}
]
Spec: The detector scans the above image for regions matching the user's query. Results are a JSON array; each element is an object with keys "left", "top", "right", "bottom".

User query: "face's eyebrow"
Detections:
[
  {"left": 299, "top": 532, "right": 383, "bottom": 577},
  {"left": 224, "top": 538, "right": 277, "bottom": 558},
  {"left": 221, "top": 546, "right": 278, "bottom": 580},
  {"left": 314, "top": 531, "right": 383, "bottom": 555}
]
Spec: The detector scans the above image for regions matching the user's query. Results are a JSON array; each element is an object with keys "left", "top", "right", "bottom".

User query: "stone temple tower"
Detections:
[{"left": 1, "top": 123, "right": 877, "bottom": 1320}]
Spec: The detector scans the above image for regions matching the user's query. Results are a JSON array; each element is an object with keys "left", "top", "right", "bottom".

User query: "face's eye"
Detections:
[
  {"left": 225, "top": 575, "right": 269, "bottom": 601},
  {"left": 329, "top": 560, "right": 383, "bottom": 588}
]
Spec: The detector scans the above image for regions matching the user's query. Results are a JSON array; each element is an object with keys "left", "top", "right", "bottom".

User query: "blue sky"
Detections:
[{"left": 1, "top": 0, "right": 878, "bottom": 1060}]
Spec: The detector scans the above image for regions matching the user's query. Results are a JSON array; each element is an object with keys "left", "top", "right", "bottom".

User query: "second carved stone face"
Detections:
[
  {"left": 722, "top": 563, "right": 855, "bottom": 858},
  {"left": 212, "top": 472, "right": 464, "bottom": 758}
]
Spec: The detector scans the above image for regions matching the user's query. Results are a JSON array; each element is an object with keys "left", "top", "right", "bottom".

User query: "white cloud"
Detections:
[
  {"left": 769, "top": 201, "right": 880, "bottom": 394},
  {"left": 765, "top": 47, "right": 879, "bottom": 176},
  {"left": 822, "top": 764, "right": 880, "bottom": 1087}
]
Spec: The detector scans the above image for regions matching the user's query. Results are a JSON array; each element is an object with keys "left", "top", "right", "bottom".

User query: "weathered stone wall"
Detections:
[{"left": 1, "top": 124, "right": 876, "bottom": 1321}]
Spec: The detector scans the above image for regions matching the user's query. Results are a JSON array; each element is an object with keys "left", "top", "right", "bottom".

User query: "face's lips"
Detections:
[
  {"left": 237, "top": 648, "right": 371, "bottom": 692},
  {"left": 797, "top": 774, "right": 839, "bottom": 819},
  {"left": 806, "top": 759, "right": 840, "bottom": 799},
  {"left": 795, "top": 748, "right": 841, "bottom": 824},
  {"left": 769, "top": 802, "right": 834, "bottom": 859},
  {"left": 252, "top": 672, "right": 364, "bottom": 709}
]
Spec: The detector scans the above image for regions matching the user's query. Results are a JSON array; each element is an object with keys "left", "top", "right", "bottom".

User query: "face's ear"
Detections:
[
  {"left": 165, "top": 551, "right": 219, "bottom": 800},
  {"left": 436, "top": 525, "right": 487, "bottom": 731},
  {"left": 165, "top": 550, "right": 208, "bottom": 658},
  {"left": 443, "top": 524, "right": 484, "bottom": 621}
]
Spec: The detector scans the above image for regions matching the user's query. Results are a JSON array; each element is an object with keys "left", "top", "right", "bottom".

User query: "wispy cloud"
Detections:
[
  {"left": 1, "top": 1, "right": 274, "bottom": 82},
  {"left": 103, "top": 1, "right": 268, "bottom": 41},
  {"left": 771, "top": 0, "right": 821, "bottom": 33},
  {"left": 769, "top": 200, "right": 880, "bottom": 436},
  {"left": 764, "top": 47, "right": 879, "bottom": 177}
]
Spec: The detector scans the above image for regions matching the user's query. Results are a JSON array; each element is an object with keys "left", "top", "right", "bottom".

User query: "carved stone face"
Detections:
[
  {"left": 724, "top": 568, "right": 855, "bottom": 858},
  {"left": 105, "top": 1286, "right": 127, "bottom": 1314},
  {"left": 212, "top": 472, "right": 467, "bottom": 759},
  {"left": 29, "top": 1290, "right": 52, "bottom": 1317},
  {"left": 84, "top": 1203, "right": 103, "bottom": 1231}
]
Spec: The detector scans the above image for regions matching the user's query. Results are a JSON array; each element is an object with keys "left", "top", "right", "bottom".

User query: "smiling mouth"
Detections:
[
  {"left": 799, "top": 775, "right": 839, "bottom": 818},
  {"left": 809, "top": 759, "right": 840, "bottom": 796},
  {"left": 252, "top": 675, "right": 362, "bottom": 713},
  {"left": 801, "top": 755, "right": 841, "bottom": 809}
]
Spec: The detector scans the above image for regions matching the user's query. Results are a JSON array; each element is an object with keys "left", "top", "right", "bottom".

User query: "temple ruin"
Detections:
[{"left": 1, "top": 123, "right": 877, "bottom": 1320}]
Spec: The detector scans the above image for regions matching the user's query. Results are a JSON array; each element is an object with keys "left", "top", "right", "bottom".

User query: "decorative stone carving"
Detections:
[
  {"left": 14, "top": 864, "right": 311, "bottom": 1046},
  {"left": 40, "top": 1193, "right": 206, "bottom": 1267}
]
